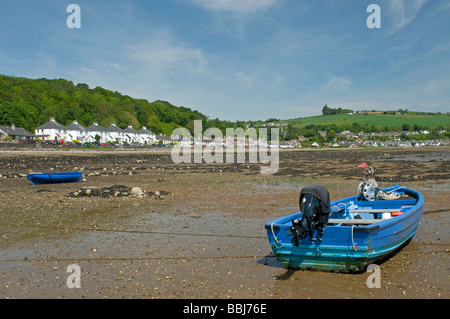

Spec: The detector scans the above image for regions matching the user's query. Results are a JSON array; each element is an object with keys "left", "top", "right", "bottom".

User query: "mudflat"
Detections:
[{"left": 0, "top": 147, "right": 448, "bottom": 299}]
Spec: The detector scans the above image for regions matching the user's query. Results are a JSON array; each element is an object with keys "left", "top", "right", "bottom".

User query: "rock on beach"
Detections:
[{"left": 68, "top": 185, "right": 169, "bottom": 199}]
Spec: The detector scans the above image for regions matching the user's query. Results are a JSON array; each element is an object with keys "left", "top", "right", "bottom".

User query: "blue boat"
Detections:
[
  {"left": 265, "top": 184, "right": 424, "bottom": 273},
  {"left": 27, "top": 169, "right": 84, "bottom": 185}
]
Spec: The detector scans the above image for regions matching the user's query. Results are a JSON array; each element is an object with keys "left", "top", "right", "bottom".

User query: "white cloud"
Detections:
[
  {"left": 127, "top": 30, "right": 209, "bottom": 77},
  {"left": 388, "top": 0, "right": 427, "bottom": 33},
  {"left": 62, "top": 28, "right": 213, "bottom": 106},
  {"left": 320, "top": 77, "right": 352, "bottom": 94},
  {"left": 235, "top": 71, "right": 253, "bottom": 86},
  {"left": 187, "top": 0, "right": 280, "bottom": 13},
  {"left": 424, "top": 80, "right": 450, "bottom": 95}
]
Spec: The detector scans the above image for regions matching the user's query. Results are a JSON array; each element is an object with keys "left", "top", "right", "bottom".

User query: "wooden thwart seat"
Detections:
[
  {"left": 348, "top": 209, "right": 399, "bottom": 213},
  {"left": 328, "top": 219, "right": 381, "bottom": 225}
]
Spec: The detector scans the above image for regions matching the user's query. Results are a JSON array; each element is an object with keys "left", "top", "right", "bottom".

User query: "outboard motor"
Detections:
[
  {"left": 357, "top": 163, "right": 379, "bottom": 201},
  {"left": 290, "top": 184, "right": 331, "bottom": 246}
]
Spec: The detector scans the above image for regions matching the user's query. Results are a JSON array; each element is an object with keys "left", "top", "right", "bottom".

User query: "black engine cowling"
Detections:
[{"left": 291, "top": 184, "right": 331, "bottom": 246}]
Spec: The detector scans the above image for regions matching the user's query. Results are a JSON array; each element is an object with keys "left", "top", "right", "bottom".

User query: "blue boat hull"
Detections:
[
  {"left": 265, "top": 185, "right": 424, "bottom": 273},
  {"left": 27, "top": 172, "right": 83, "bottom": 185}
]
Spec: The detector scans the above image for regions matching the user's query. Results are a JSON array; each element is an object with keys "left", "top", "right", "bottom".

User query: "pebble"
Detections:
[
  {"left": 68, "top": 185, "right": 170, "bottom": 199},
  {"left": 131, "top": 187, "right": 144, "bottom": 197}
]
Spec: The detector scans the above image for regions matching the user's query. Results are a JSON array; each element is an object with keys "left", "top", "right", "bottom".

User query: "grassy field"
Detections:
[{"left": 287, "top": 113, "right": 450, "bottom": 130}]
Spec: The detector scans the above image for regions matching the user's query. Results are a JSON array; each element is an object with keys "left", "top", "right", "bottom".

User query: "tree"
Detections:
[
  {"left": 400, "top": 133, "right": 411, "bottom": 141},
  {"left": 351, "top": 122, "right": 361, "bottom": 133},
  {"left": 322, "top": 105, "right": 331, "bottom": 115},
  {"left": 303, "top": 129, "right": 317, "bottom": 139},
  {"left": 326, "top": 130, "right": 335, "bottom": 142},
  {"left": 402, "top": 123, "right": 411, "bottom": 131}
]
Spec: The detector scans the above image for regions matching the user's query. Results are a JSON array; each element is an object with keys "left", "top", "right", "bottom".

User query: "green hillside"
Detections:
[
  {"left": 0, "top": 74, "right": 208, "bottom": 135},
  {"left": 1, "top": 74, "right": 448, "bottom": 138},
  {"left": 287, "top": 112, "right": 449, "bottom": 132}
]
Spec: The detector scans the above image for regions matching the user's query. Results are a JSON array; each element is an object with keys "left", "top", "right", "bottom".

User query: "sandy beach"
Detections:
[{"left": 0, "top": 147, "right": 448, "bottom": 299}]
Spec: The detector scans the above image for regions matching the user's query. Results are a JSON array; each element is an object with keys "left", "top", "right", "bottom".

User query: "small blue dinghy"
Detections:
[
  {"left": 27, "top": 168, "right": 84, "bottom": 185},
  {"left": 265, "top": 183, "right": 424, "bottom": 273}
]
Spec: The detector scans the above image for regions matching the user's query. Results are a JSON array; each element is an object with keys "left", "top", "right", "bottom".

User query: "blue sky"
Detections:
[{"left": 1, "top": 0, "right": 449, "bottom": 121}]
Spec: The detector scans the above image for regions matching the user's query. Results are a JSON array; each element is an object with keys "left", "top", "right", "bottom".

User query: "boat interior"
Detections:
[{"left": 327, "top": 190, "right": 419, "bottom": 226}]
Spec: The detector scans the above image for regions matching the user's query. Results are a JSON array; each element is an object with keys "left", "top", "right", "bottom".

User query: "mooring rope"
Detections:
[
  {"left": 1, "top": 224, "right": 265, "bottom": 240},
  {"left": 0, "top": 225, "right": 275, "bottom": 263},
  {"left": 351, "top": 225, "right": 358, "bottom": 251},
  {"left": 0, "top": 254, "right": 277, "bottom": 263}
]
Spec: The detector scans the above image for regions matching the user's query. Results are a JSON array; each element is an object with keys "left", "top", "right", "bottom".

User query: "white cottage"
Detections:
[
  {"left": 105, "top": 123, "right": 126, "bottom": 143},
  {"left": 156, "top": 134, "right": 172, "bottom": 144},
  {"left": 35, "top": 118, "right": 66, "bottom": 141},
  {"left": 123, "top": 125, "right": 139, "bottom": 144},
  {"left": 65, "top": 120, "right": 88, "bottom": 143},
  {"left": 86, "top": 122, "right": 108, "bottom": 143},
  {"left": 138, "top": 127, "right": 156, "bottom": 144}
]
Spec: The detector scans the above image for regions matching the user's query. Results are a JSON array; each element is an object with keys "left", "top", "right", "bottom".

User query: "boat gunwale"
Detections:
[{"left": 265, "top": 185, "right": 423, "bottom": 232}]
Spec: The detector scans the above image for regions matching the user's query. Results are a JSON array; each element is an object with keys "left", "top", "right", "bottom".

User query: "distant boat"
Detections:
[
  {"left": 265, "top": 184, "right": 424, "bottom": 273},
  {"left": 27, "top": 168, "right": 84, "bottom": 185}
]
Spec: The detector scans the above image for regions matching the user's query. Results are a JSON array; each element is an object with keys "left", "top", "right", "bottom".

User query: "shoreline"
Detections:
[{"left": 0, "top": 148, "right": 448, "bottom": 299}]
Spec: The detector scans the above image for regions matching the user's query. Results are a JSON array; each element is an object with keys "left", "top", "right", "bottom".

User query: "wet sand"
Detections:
[{"left": 0, "top": 147, "right": 448, "bottom": 299}]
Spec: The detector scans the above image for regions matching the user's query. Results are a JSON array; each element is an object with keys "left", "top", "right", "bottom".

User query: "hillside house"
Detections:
[
  {"left": 86, "top": 122, "right": 108, "bottom": 143},
  {"left": 65, "top": 120, "right": 88, "bottom": 143},
  {"left": 156, "top": 134, "right": 172, "bottom": 144},
  {"left": 0, "top": 124, "right": 34, "bottom": 141},
  {"left": 35, "top": 118, "right": 66, "bottom": 141},
  {"left": 138, "top": 127, "right": 156, "bottom": 144},
  {"left": 105, "top": 123, "right": 126, "bottom": 144},
  {"left": 123, "top": 125, "right": 139, "bottom": 144}
]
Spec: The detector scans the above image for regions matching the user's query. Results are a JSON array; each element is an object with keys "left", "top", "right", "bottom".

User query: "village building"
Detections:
[
  {"left": 137, "top": 127, "right": 156, "bottom": 144},
  {"left": 279, "top": 141, "right": 294, "bottom": 149},
  {"left": 156, "top": 134, "right": 172, "bottom": 144},
  {"left": 32, "top": 118, "right": 167, "bottom": 144},
  {"left": 86, "top": 122, "right": 108, "bottom": 143},
  {"left": 123, "top": 125, "right": 139, "bottom": 144},
  {"left": 105, "top": 123, "right": 126, "bottom": 144},
  {"left": 35, "top": 118, "right": 66, "bottom": 141},
  {"left": 171, "top": 135, "right": 193, "bottom": 147},
  {"left": 0, "top": 124, "right": 34, "bottom": 141},
  {"left": 65, "top": 120, "right": 88, "bottom": 143}
]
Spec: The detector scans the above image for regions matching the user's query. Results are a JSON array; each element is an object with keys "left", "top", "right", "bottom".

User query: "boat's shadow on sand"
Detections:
[{"left": 256, "top": 236, "right": 414, "bottom": 279}]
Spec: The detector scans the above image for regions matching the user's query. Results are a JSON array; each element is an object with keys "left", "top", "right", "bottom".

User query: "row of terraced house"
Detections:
[{"left": 34, "top": 118, "right": 168, "bottom": 144}]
